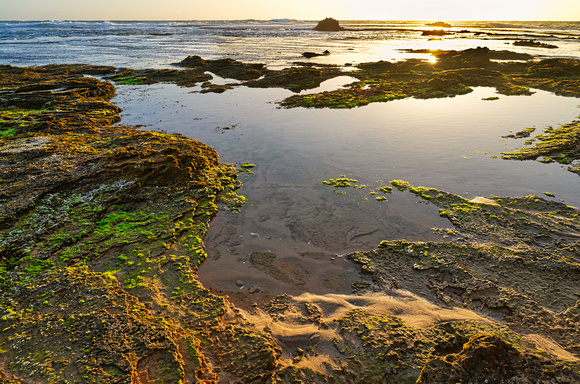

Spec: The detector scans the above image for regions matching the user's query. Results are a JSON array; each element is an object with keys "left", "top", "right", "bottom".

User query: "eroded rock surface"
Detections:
[
  {"left": 1, "top": 60, "right": 579, "bottom": 383},
  {"left": 0, "top": 65, "right": 280, "bottom": 384}
]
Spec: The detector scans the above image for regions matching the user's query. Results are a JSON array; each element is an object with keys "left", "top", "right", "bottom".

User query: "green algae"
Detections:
[
  {"left": 2, "top": 57, "right": 580, "bottom": 382},
  {"left": 323, "top": 181, "right": 580, "bottom": 381},
  {"left": 322, "top": 175, "right": 360, "bottom": 188},
  {"left": 238, "top": 162, "right": 257, "bottom": 175},
  {"left": 0, "top": 65, "right": 281, "bottom": 383},
  {"left": 501, "top": 120, "right": 580, "bottom": 174},
  {"left": 106, "top": 68, "right": 212, "bottom": 87},
  {"left": 322, "top": 177, "right": 398, "bottom": 202},
  {"left": 278, "top": 51, "right": 580, "bottom": 109}
]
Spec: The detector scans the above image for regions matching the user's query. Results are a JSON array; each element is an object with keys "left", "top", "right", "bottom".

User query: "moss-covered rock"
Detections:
[{"left": 0, "top": 65, "right": 280, "bottom": 383}]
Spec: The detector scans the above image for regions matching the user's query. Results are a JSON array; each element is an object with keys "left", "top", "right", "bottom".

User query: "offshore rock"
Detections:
[
  {"left": 314, "top": 17, "right": 344, "bottom": 31},
  {"left": 302, "top": 50, "right": 330, "bottom": 58},
  {"left": 421, "top": 29, "right": 450, "bottom": 36},
  {"left": 427, "top": 21, "right": 452, "bottom": 28}
]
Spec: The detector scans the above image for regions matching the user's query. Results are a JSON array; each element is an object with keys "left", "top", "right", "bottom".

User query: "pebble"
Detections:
[
  {"left": 249, "top": 285, "right": 260, "bottom": 294},
  {"left": 235, "top": 280, "right": 244, "bottom": 287}
]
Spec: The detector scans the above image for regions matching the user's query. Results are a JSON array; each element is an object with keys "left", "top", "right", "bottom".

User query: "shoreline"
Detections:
[{"left": 0, "top": 51, "right": 579, "bottom": 382}]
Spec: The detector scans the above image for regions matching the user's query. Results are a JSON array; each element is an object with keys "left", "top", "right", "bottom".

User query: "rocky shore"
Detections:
[{"left": 1, "top": 48, "right": 579, "bottom": 383}]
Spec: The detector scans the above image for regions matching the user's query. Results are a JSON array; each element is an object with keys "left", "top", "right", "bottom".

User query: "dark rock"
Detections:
[
  {"left": 175, "top": 55, "right": 207, "bottom": 67},
  {"left": 174, "top": 55, "right": 268, "bottom": 80},
  {"left": 200, "top": 83, "right": 232, "bottom": 94},
  {"left": 314, "top": 17, "right": 344, "bottom": 32},
  {"left": 249, "top": 285, "right": 260, "bottom": 294},
  {"left": 246, "top": 66, "right": 341, "bottom": 92},
  {"left": 514, "top": 39, "right": 558, "bottom": 49},
  {"left": 422, "top": 29, "right": 450, "bottom": 36},
  {"left": 417, "top": 334, "right": 580, "bottom": 383},
  {"left": 435, "top": 46, "right": 491, "bottom": 68},
  {"left": 427, "top": 21, "right": 452, "bottom": 28},
  {"left": 302, "top": 50, "right": 330, "bottom": 58}
]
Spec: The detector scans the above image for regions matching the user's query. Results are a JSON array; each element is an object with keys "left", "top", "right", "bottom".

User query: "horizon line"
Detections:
[{"left": 0, "top": 18, "right": 578, "bottom": 22}]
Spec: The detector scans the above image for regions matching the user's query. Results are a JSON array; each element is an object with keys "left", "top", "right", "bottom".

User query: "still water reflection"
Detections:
[{"left": 113, "top": 81, "right": 580, "bottom": 306}]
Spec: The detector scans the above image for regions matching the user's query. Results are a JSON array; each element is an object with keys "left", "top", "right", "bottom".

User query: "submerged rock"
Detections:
[{"left": 314, "top": 17, "right": 344, "bottom": 31}]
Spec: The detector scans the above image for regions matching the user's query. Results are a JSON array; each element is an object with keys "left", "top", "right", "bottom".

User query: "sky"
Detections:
[{"left": 1, "top": 0, "right": 579, "bottom": 21}]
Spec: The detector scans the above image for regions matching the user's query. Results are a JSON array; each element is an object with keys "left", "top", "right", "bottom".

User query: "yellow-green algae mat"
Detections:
[
  {"left": 0, "top": 65, "right": 277, "bottom": 383},
  {"left": 0, "top": 63, "right": 579, "bottom": 383}
]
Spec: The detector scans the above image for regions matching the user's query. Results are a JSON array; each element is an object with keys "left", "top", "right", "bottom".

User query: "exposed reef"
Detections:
[
  {"left": 106, "top": 68, "right": 212, "bottom": 87},
  {"left": 1, "top": 53, "right": 580, "bottom": 383},
  {"left": 279, "top": 48, "right": 580, "bottom": 109},
  {"left": 514, "top": 39, "right": 559, "bottom": 49},
  {"left": 0, "top": 65, "right": 279, "bottom": 383},
  {"left": 501, "top": 119, "right": 580, "bottom": 174},
  {"left": 257, "top": 181, "right": 580, "bottom": 382},
  {"left": 173, "top": 56, "right": 268, "bottom": 81}
]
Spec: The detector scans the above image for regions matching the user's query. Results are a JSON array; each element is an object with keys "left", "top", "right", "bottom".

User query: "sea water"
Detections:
[{"left": 1, "top": 20, "right": 580, "bottom": 68}]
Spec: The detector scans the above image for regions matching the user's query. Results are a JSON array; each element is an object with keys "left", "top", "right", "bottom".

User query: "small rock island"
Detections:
[{"left": 314, "top": 17, "right": 344, "bottom": 31}]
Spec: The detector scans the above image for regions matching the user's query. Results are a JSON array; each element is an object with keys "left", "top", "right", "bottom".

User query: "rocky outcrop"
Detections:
[
  {"left": 426, "top": 21, "right": 452, "bottom": 28},
  {"left": 418, "top": 335, "right": 580, "bottom": 383},
  {"left": 1, "top": 58, "right": 580, "bottom": 382},
  {"left": 173, "top": 55, "right": 269, "bottom": 80},
  {"left": 314, "top": 17, "right": 344, "bottom": 31},
  {"left": 0, "top": 65, "right": 279, "bottom": 384}
]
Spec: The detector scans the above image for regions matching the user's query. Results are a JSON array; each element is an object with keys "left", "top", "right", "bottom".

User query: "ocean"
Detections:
[
  {"left": 1, "top": 20, "right": 580, "bottom": 69},
  {"left": 2, "top": 19, "right": 580, "bottom": 300}
]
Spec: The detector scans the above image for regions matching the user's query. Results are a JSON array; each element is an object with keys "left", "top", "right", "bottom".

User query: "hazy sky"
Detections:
[{"left": 1, "top": 0, "right": 579, "bottom": 21}]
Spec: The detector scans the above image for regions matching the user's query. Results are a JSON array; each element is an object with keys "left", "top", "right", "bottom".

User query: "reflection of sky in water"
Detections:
[
  {"left": 114, "top": 81, "right": 580, "bottom": 211},
  {"left": 112, "top": 79, "right": 580, "bottom": 301}
]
